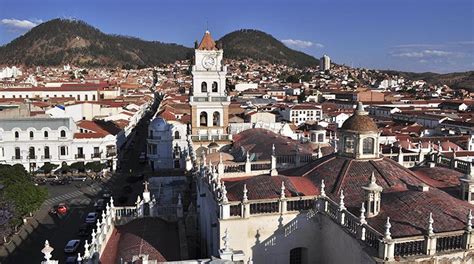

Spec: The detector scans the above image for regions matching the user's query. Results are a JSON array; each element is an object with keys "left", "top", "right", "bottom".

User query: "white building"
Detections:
[
  {"left": 281, "top": 104, "right": 323, "bottom": 126},
  {"left": 235, "top": 83, "right": 258, "bottom": 92},
  {"left": 320, "top": 55, "right": 331, "bottom": 71},
  {"left": 147, "top": 116, "right": 188, "bottom": 170},
  {"left": 0, "top": 117, "right": 118, "bottom": 172},
  {"left": 0, "top": 66, "right": 22, "bottom": 79}
]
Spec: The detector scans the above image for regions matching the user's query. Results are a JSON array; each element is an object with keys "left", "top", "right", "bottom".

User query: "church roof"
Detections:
[
  {"left": 280, "top": 154, "right": 474, "bottom": 237},
  {"left": 198, "top": 31, "right": 218, "bottom": 51},
  {"left": 341, "top": 102, "right": 378, "bottom": 132}
]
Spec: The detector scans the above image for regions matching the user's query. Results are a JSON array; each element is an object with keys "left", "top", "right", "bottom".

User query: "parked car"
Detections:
[
  {"left": 102, "top": 190, "right": 112, "bottom": 201},
  {"left": 45, "top": 175, "right": 59, "bottom": 182},
  {"left": 65, "top": 256, "right": 78, "bottom": 264},
  {"left": 85, "top": 212, "right": 98, "bottom": 224},
  {"left": 77, "top": 224, "right": 91, "bottom": 237},
  {"left": 57, "top": 203, "right": 68, "bottom": 215},
  {"left": 71, "top": 175, "right": 87, "bottom": 182},
  {"left": 64, "top": 239, "right": 81, "bottom": 253},
  {"left": 94, "top": 199, "right": 105, "bottom": 211}
]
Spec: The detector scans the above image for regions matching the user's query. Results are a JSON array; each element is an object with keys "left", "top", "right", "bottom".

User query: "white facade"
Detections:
[
  {"left": 46, "top": 103, "right": 124, "bottom": 122},
  {"left": 147, "top": 117, "right": 188, "bottom": 170},
  {"left": 281, "top": 106, "right": 323, "bottom": 126},
  {"left": 0, "top": 66, "right": 22, "bottom": 79},
  {"left": 0, "top": 117, "right": 117, "bottom": 171},
  {"left": 235, "top": 83, "right": 258, "bottom": 92},
  {"left": 320, "top": 55, "right": 331, "bottom": 71}
]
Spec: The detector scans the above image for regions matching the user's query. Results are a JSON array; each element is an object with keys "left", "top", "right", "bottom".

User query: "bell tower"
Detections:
[{"left": 189, "top": 31, "right": 231, "bottom": 143}]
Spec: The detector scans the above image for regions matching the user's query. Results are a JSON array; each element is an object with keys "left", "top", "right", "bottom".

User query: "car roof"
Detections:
[{"left": 66, "top": 239, "right": 80, "bottom": 245}]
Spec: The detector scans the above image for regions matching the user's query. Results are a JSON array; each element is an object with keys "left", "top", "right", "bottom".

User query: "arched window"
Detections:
[
  {"left": 317, "top": 133, "right": 324, "bottom": 142},
  {"left": 201, "top": 82, "right": 207, "bottom": 93},
  {"left": 174, "top": 131, "right": 180, "bottom": 139},
  {"left": 344, "top": 136, "right": 354, "bottom": 153},
  {"left": 29, "top": 146, "right": 35, "bottom": 159},
  {"left": 363, "top": 137, "right": 375, "bottom": 154},
  {"left": 29, "top": 131, "right": 34, "bottom": 139},
  {"left": 14, "top": 131, "right": 19, "bottom": 139},
  {"left": 60, "top": 130, "right": 66, "bottom": 138},
  {"left": 212, "top": 81, "right": 218, "bottom": 92},
  {"left": 213, "top": 111, "right": 220, "bottom": 126},
  {"left": 310, "top": 133, "right": 317, "bottom": 142},
  {"left": 44, "top": 131, "right": 49, "bottom": 138},
  {"left": 200, "top": 112, "right": 208, "bottom": 126},
  {"left": 44, "top": 146, "right": 50, "bottom": 159},
  {"left": 290, "top": 247, "right": 308, "bottom": 264}
]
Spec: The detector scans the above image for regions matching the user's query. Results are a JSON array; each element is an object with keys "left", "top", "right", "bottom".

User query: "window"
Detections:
[
  {"left": 174, "top": 131, "right": 180, "bottom": 139},
  {"left": 77, "top": 95, "right": 80, "bottom": 100},
  {"left": 201, "top": 82, "right": 207, "bottom": 93},
  {"left": 14, "top": 147, "right": 20, "bottom": 159},
  {"left": 29, "top": 147, "right": 35, "bottom": 159},
  {"left": 92, "top": 94, "right": 96, "bottom": 101},
  {"left": 44, "top": 131, "right": 49, "bottom": 138},
  {"left": 317, "top": 133, "right": 324, "bottom": 142},
  {"left": 14, "top": 131, "right": 19, "bottom": 139},
  {"left": 149, "top": 130, "right": 154, "bottom": 139},
  {"left": 200, "top": 112, "right": 208, "bottom": 126},
  {"left": 344, "top": 136, "right": 354, "bottom": 153},
  {"left": 363, "top": 138, "right": 375, "bottom": 154},
  {"left": 60, "top": 130, "right": 66, "bottom": 138},
  {"left": 85, "top": 94, "right": 88, "bottom": 101},
  {"left": 311, "top": 133, "right": 317, "bottom": 142},
  {"left": 29, "top": 131, "right": 34, "bottom": 139},
  {"left": 290, "top": 247, "right": 308, "bottom": 264},
  {"left": 212, "top": 81, "right": 218, "bottom": 92},
  {"left": 213, "top": 111, "right": 220, "bottom": 126},
  {"left": 60, "top": 146, "right": 67, "bottom": 156},
  {"left": 44, "top": 146, "right": 50, "bottom": 159}
]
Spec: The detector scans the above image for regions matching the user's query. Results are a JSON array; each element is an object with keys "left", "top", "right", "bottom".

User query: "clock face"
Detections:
[{"left": 202, "top": 56, "right": 216, "bottom": 69}]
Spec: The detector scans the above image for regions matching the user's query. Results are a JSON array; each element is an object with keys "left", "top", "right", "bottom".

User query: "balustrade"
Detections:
[
  {"left": 436, "top": 233, "right": 464, "bottom": 252},
  {"left": 394, "top": 239, "right": 425, "bottom": 257}
]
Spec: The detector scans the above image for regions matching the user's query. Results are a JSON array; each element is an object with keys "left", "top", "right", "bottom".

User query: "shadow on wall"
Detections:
[{"left": 250, "top": 209, "right": 320, "bottom": 264}]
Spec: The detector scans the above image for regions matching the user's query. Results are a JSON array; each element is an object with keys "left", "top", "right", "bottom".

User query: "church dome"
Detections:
[
  {"left": 341, "top": 102, "right": 378, "bottom": 132},
  {"left": 150, "top": 117, "right": 168, "bottom": 131}
]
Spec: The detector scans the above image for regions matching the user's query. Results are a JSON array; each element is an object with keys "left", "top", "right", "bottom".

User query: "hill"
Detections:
[
  {"left": 383, "top": 70, "right": 474, "bottom": 91},
  {"left": 218, "top": 29, "right": 319, "bottom": 67},
  {"left": 0, "top": 19, "right": 192, "bottom": 67}
]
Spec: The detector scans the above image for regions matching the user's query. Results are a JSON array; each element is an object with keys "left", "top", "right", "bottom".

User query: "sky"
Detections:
[{"left": 0, "top": 0, "right": 473, "bottom": 73}]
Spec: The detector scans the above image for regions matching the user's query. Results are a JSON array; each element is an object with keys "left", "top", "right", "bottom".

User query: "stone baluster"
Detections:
[
  {"left": 280, "top": 181, "right": 287, "bottom": 214},
  {"left": 426, "top": 212, "right": 437, "bottom": 256}
]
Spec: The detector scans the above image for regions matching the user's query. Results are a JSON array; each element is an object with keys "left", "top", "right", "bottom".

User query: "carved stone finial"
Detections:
[
  {"left": 280, "top": 181, "right": 286, "bottom": 199},
  {"left": 339, "top": 189, "right": 346, "bottom": 210},
  {"left": 41, "top": 240, "right": 54, "bottom": 261},
  {"left": 243, "top": 184, "right": 248, "bottom": 203},
  {"left": 385, "top": 217, "right": 392, "bottom": 239},
  {"left": 320, "top": 179, "right": 326, "bottom": 197},
  {"left": 360, "top": 202, "right": 367, "bottom": 225},
  {"left": 428, "top": 212, "right": 434, "bottom": 236}
]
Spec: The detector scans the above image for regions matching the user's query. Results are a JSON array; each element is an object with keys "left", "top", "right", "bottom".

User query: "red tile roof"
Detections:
[{"left": 198, "top": 31, "right": 218, "bottom": 51}]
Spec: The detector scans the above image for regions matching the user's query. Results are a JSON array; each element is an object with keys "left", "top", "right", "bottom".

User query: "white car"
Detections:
[
  {"left": 64, "top": 239, "right": 81, "bottom": 253},
  {"left": 85, "top": 212, "right": 98, "bottom": 224}
]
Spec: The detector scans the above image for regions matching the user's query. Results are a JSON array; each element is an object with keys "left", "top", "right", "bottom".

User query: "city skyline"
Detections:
[{"left": 0, "top": 0, "right": 473, "bottom": 73}]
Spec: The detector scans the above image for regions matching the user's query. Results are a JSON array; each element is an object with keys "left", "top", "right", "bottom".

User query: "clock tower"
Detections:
[{"left": 189, "top": 31, "right": 231, "bottom": 146}]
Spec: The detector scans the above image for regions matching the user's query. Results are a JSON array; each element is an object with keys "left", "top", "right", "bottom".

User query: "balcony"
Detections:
[
  {"left": 91, "top": 153, "right": 102, "bottom": 159},
  {"left": 28, "top": 155, "right": 37, "bottom": 160},
  {"left": 106, "top": 151, "right": 116, "bottom": 158},
  {"left": 75, "top": 154, "right": 85, "bottom": 159},
  {"left": 12, "top": 156, "right": 22, "bottom": 160},
  {"left": 41, "top": 155, "right": 51, "bottom": 159}
]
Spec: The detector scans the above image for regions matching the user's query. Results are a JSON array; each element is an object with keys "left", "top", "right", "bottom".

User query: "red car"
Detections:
[{"left": 49, "top": 203, "right": 68, "bottom": 216}]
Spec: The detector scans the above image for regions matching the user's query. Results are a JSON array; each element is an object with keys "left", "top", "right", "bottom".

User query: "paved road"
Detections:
[{"left": 2, "top": 181, "right": 103, "bottom": 263}]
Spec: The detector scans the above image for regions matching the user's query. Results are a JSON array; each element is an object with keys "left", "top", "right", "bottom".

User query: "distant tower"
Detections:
[
  {"left": 320, "top": 55, "right": 331, "bottom": 71},
  {"left": 189, "top": 31, "right": 230, "bottom": 141}
]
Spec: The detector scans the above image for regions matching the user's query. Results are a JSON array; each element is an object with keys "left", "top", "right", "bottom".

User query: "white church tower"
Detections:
[{"left": 189, "top": 31, "right": 231, "bottom": 145}]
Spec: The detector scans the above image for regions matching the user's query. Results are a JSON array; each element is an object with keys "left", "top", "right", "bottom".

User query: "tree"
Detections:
[{"left": 0, "top": 164, "right": 48, "bottom": 226}]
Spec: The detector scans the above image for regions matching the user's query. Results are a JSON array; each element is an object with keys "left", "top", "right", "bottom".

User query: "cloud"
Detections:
[
  {"left": 391, "top": 49, "right": 452, "bottom": 58},
  {"left": 281, "top": 39, "right": 324, "bottom": 49},
  {"left": 0, "top": 18, "right": 41, "bottom": 31}
]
